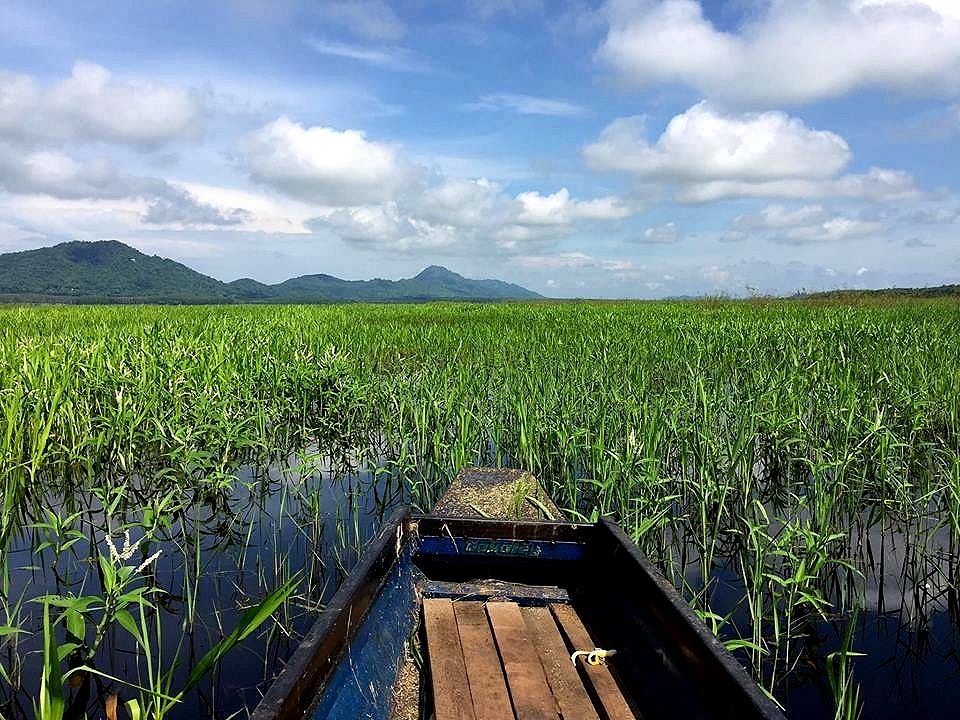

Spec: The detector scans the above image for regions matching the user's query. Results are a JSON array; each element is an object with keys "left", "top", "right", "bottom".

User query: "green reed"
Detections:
[{"left": 1, "top": 300, "right": 959, "bottom": 718}]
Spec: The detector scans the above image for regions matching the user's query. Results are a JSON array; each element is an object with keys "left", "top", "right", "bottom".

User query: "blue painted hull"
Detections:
[{"left": 308, "top": 544, "right": 419, "bottom": 720}]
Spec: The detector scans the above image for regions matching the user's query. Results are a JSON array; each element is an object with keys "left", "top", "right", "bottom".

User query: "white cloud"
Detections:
[
  {"left": 514, "top": 188, "right": 630, "bottom": 224},
  {"left": 733, "top": 204, "right": 830, "bottom": 231},
  {"left": 701, "top": 266, "right": 731, "bottom": 285},
  {"left": 584, "top": 103, "right": 850, "bottom": 181},
  {"left": 318, "top": 203, "right": 460, "bottom": 251},
  {"left": 179, "top": 182, "right": 319, "bottom": 234},
  {"left": 778, "top": 217, "right": 883, "bottom": 244},
  {"left": 467, "top": 93, "right": 585, "bottom": 116},
  {"left": 639, "top": 221, "right": 680, "bottom": 243},
  {"left": 585, "top": 104, "right": 919, "bottom": 203},
  {"left": 0, "top": 71, "right": 39, "bottom": 131},
  {"left": 237, "top": 116, "right": 411, "bottom": 205},
  {"left": 492, "top": 223, "right": 568, "bottom": 249},
  {"left": 514, "top": 252, "right": 633, "bottom": 271},
  {"left": 0, "top": 148, "right": 139, "bottom": 199},
  {"left": 304, "top": 37, "right": 430, "bottom": 73},
  {"left": 322, "top": 203, "right": 407, "bottom": 244},
  {"left": 304, "top": 180, "right": 634, "bottom": 253},
  {"left": 415, "top": 178, "right": 507, "bottom": 227},
  {"left": 597, "top": 0, "right": 960, "bottom": 104},
  {"left": 677, "top": 168, "right": 919, "bottom": 203},
  {"left": 0, "top": 147, "right": 247, "bottom": 228},
  {"left": 731, "top": 203, "right": 883, "bottom": 244},
  {"left": 853, "top": 1, "right": 960, "bottom": 22},
  {"left": 0, "top": 193, "right": 146, "bottom": 239},
  {"left": 0, "top": 62, "right": 203, "bottom": 147},
  {"left": 124, "top": 237, "right": 223, "bottom": 259}
]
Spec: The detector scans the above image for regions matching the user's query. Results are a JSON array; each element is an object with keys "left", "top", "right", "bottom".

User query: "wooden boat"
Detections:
[{"left": 250, "top": 501, "right": 785, "bottom": 720}]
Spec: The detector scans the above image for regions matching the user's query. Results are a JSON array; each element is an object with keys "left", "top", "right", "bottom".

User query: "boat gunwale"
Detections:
[
  {"left": 249, "top": 506, "right": 413, "bottom": 720},
  {"left": 594, "top": 518, "right": 784, "bottom": 720}
]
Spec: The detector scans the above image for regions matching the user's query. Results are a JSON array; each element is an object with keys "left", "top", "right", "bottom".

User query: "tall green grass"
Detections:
[{"left": 1, "top": 300, "right": 959, "bottom": 718}]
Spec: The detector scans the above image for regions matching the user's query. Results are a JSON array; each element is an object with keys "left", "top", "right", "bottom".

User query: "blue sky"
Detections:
[{"left": 0, "top": 0, "right": 958, "bottom": 298}]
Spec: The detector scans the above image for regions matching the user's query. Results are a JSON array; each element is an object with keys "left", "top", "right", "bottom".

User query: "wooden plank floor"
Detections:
[{"left": 423, "top": 598, "right": 636, "bottom": 720}]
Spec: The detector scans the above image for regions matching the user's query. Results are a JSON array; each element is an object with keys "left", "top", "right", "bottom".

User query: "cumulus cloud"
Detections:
[
  {"left": 0, "top": 148, "right": 147, "bottom": 200},
  {"left": 466, "top": 93, "right": 585, "bottom": 116},
  {"left": 312, "top": 202, "right": 471, "bottom": 252},
  {"left": 514, "top": 188, "right": 630, "bottom": 224},
  {"left": 585, "top": 103, "right": 919, "bottom": 203},
  {"left": 306, "top": 181, "right": 633, "bottom": 253},
  {"left": 322, "top": 203, "right": 402, "bottom": 245},
  {"left": 584, "top": 103, "right": 851, "bottom": 180},
  {"left": 0, "top": 62, "right": 203, "bottom": 147},
  {"left": 237, "top": 116, "right": 412, "bottom": 205},
  {"left": 415, "top": 178, "right": 508, "bottom": 227},
  {"left": 597, "top": 0, "right": 960, "bottom": 105},
  {"left": 237, "top": 116, "right": 643, "bottom": 252}
]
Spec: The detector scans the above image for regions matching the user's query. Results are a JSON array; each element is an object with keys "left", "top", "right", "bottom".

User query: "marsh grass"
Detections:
[{"left": 1, "top": 300, "right": 959, "bottom": 718}]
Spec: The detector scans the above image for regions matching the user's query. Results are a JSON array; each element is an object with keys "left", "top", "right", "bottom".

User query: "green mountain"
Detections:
[
  {"left": 0, "top": 241, "right": 541, "bottom": 304},
  {"left": 0, "top": 240, "right": 234, "bottom": 303},
  {"left": 267, "top": 265, "right": 539, "bottom": 302}
]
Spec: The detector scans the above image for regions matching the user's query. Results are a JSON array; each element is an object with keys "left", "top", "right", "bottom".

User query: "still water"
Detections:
[
  {"left": 0, "top": 459, "right": 407, "bottom": 720},
  {"left": 3, "top": 463, "right": 959, "bottom": 719}
]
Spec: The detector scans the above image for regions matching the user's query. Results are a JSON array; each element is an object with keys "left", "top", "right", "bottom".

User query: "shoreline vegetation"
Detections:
[{"left": 1, "top": 300, "right": 959, "bottom": 719}]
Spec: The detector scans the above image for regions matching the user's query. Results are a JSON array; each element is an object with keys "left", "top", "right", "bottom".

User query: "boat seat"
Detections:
[{"left": 422, "top": 598, "right": 636, "bottom": 720}]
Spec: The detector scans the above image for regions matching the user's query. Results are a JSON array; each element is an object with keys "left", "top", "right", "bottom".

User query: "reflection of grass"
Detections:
[
  {"left": 826, "top": 611, "right": 864, "bottom": 720},
  {"left": 32, "top": 517, "right": 298, "bottom": 720},
  {"left": 0, "top": 300, "right": 959, "bottom": 717}
]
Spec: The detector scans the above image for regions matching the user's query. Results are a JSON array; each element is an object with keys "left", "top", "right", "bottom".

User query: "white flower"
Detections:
[
  {"left": 105, "top": 529, "right": 137, "bottom": 563},
  {"left": 135, "top": 550, "right": 163, "bottom": 573}
]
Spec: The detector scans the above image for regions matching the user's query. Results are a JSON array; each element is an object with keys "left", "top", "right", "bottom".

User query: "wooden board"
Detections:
[
  {"left": 486, "top": 602, "right": 560, "bottom": 720},
  {"left": 423, "top": 598, "right": 477, "bottom": 720},
  {"left": 453, "top": 602, "right": 515, "bottom": 720},
  {"left": 520, "top": 606, "right": 601, "bottom": 720},
  {"left": 550, "top": 603, "right": 635, "bottom": 720}
]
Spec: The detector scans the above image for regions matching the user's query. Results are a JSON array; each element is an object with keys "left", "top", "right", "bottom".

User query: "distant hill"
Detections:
[
  {"left": 266, "top": 265, "right": 540, "bottom": 303},
  {"left": 0, "top": 241, "right": 542, "bottom": 304}
]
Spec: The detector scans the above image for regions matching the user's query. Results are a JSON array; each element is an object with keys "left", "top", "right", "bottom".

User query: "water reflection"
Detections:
[
  {"left": 688, "top": 513, "right": 960, "bottom": 718},
  {"left": 0, "top": 456, "right": 408, "bottom": 720}
]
